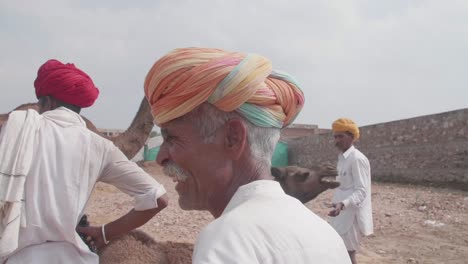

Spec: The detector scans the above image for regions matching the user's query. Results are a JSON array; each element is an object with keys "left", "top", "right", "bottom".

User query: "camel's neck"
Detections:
[{"left": 112, "top": 98, "right": 154, "bottom": 159}]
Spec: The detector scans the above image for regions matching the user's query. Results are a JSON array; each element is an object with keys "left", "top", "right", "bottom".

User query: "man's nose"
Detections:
[{"left": 156, "top": 143, "right": 169, "bottom": 166}]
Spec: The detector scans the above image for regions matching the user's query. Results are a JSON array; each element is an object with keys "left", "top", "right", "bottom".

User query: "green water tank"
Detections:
[
  {"left": 143, "top": 145, "right": 160, "bottom": 161},
  {"left": 271, "top": 141, "right": 288, "bottom": 167}
]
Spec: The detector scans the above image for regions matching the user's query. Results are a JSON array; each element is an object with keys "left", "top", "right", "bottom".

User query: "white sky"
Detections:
[{"left": 1, "top": 0, "right": 467, "bottom": 129}]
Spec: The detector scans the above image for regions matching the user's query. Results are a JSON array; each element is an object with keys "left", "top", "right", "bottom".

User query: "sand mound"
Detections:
[{"left": 99, "top": 230, "right": 193, "bottom": 264}]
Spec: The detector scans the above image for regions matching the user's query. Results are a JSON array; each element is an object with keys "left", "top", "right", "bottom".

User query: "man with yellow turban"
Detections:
[
  {"left": 145, "top": 47, "right": 350, "bottom": 263},
  {"left": 329, "top": 118, "right": 374, "bottom": 264},
  {"left": 0, "top": 59, "right": 168, "bottom": 263}
]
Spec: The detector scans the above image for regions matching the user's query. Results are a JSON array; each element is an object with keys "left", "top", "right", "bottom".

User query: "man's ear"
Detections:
[{"left": 224, "top": 118, "right": 247, "bottom": 160}]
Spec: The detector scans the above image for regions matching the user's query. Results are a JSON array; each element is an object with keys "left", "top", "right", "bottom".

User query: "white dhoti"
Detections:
[
  {"left": 340, "top": 220, "right": 363, "bottom": 251},
  {"left": 330, "top": 208, "right": 363, "bottom": 251}
]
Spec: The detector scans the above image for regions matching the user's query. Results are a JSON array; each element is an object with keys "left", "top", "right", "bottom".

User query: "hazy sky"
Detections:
[{"left": 1, "top": 0, "right": 467, "bottom": 129}]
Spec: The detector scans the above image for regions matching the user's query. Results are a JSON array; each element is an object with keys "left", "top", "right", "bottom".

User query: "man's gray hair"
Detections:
[{"left": 182, "top": 103, "right": 280, "bottom": 168}]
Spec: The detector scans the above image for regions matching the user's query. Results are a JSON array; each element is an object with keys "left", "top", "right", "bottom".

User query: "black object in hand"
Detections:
[{"left": 77, "top": 214, "right": 97, "bottom": 253}]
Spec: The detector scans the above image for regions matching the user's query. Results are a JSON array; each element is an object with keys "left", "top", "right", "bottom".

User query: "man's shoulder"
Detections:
[
  {"left": 351, "top": 147, "right": 369, "bottom": 161},
  {"left": 80, "top": 129, "right": 119, "bottom": 157},
  {"left": 201, "top": 212, "right": 245, "bottom": 234},
  {"left": 87, "top": 129, "right": 112, "bottom": 143},
  {"left": 195, "top": 205, "right": 349, "bottom": 263},
  {"left": 197, "top": 208, "right": 263, "bottom": 244}
]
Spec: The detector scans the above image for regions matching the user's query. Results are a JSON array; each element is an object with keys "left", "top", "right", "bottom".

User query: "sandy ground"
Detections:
[{"left": 87, "top": 162, "right": 468, "bottom": 264}]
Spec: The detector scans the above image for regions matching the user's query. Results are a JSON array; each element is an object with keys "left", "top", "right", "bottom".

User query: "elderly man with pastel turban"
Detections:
[
  {"left": 0, "top": 60, "right": 168, "bottom": 263},
  {"left": 328, "top": 118, "right": 374, "bottom": 264},
  {"left": 145, "top": 47, "right": 350, "bottom": 263}
]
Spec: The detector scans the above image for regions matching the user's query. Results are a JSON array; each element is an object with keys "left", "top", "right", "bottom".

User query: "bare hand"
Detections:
[
  {"left": 328, "top": 202, "right": 344, "bottom": 217},
  {"left": 76, "top": 225, "right": 106, "bottom": 251}
]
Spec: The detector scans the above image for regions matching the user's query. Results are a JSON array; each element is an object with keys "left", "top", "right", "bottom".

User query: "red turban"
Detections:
[{"left": 34, "top": 59, "right": 99, "bottom": 108}]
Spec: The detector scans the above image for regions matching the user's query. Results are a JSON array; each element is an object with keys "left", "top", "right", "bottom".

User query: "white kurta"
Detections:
[
  {"left": 193, "top": 180, "right": 351, "bottom": 264},
  {"left": 330, "top": 146, "right": 373, "bottom": 239},
  {"left": 2, "top": 107, "right": 166, "bottom": 264}
]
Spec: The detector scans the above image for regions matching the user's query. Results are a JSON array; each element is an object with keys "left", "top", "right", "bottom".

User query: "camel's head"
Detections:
[{"left": 271, "top": 165, "right": 340, "bottom": 203}]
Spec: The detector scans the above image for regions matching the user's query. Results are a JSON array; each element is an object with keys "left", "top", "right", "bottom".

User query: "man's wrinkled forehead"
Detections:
[{"left": 159, "top": 116, "right": 191, "bottom": 137}]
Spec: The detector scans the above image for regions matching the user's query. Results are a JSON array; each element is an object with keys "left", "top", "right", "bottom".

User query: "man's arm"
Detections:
[
  {"left": 104, "top": 195, "right": 168, "bottom": 240},
  {"left": 76, "top": 194, "right": 168, "bottom": 249},
  {"left": 76, "top": 145, "right": 168, "bottom": 249}
]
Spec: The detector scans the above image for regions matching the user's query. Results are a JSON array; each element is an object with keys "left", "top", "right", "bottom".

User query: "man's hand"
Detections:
[
  {"left": 75, "top": 193, "right": 169, "bottom": 253},
  {"left": 83, "top": 194, "right": 169, "bottom": 248},
  {"left": 328, "top": 202, "right": 345, "bottom": 217},
  {"left": 76, "top": 225, "right": 105, "bottom": 251}
]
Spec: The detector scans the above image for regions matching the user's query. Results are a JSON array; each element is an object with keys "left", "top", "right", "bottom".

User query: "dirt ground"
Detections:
[{"left": 87, "top": 162, "right": 468, "bottom": 264}]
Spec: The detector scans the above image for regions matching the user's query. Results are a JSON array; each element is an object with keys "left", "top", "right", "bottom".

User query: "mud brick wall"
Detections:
[{"left": 285, "top": 109, "right": 468, "bottom": 189}]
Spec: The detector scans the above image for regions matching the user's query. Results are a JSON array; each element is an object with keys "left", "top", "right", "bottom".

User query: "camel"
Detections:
[
  {"left": 271, "top": 164, "right": 340, "bottom": 203},
  {"left": 0, "top": 98, "right": 154, "bottom": 159}
]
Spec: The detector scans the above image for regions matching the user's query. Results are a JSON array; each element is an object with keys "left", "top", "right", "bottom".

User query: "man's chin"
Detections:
[
  {"left": 179, "top": 196, "right": 196, "bottom": 211},
  {"left": 178, "top": 198, "right": 201, "bottom": 211}
]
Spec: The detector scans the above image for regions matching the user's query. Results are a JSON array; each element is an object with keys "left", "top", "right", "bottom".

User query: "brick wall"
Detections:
[{"left": 285, "top": 109, "right": 468, "bottom": 189}]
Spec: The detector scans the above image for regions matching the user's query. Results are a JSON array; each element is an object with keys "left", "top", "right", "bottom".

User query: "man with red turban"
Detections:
[
  {"left": 329, "top": 118, "right": 374, "bottom": 264},
  {"left": 0, "top": 59, "right": 168, "bottom": 263},
  {"left": 145, "top": 47, "right": 350, "bottom": 263},
  {"left": 34, "top": 59, "right": 100, "bottom": 109}
]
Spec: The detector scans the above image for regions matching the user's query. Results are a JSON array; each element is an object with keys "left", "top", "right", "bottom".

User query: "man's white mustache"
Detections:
[{"left": 163, "top": 162, "right": 190, "bottom": 181}]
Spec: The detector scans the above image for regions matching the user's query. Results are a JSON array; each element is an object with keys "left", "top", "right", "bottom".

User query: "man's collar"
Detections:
[
  {"left": 42, "top": 107, "right": 86, "bottom": 127},
  {"left": 342, "top": 145, "right": 355, "bottom": 159},
  {"left": 222, "top": 180, "right": 283, "bottom": 216}
]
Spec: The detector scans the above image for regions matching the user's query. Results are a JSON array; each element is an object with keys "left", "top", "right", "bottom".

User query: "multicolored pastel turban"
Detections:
[
  {"left": 34, "top": 59, "right": 99, "bottom": 108},
  {"left": 332, "top": 118, "right": 360, "bottom": 140},
  {"left": 144, "top": 48, "right": 304, "bottom": 128}
]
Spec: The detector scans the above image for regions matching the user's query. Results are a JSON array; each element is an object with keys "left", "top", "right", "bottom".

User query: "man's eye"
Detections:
[{"left": 164, "top": 135, "right": 175, "bottom": 142}]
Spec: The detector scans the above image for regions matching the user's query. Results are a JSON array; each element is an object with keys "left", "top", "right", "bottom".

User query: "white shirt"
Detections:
[
  {"left": 193, "top": 180, "right": 351, "bottom": 264},
  {"left": 330, "top": 145, "right": 373, "bottom": 236},
  {"left": 3, "top": 107, "right": 166, "bottom": 264}
]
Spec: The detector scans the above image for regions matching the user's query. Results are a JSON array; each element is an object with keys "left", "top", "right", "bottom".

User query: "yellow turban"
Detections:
[
  {"left": 332, "top": 118, "right": 360, "bottom": 140},
  {"left": 144, "top": 47, "right": 304, "bottom": 128}
]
